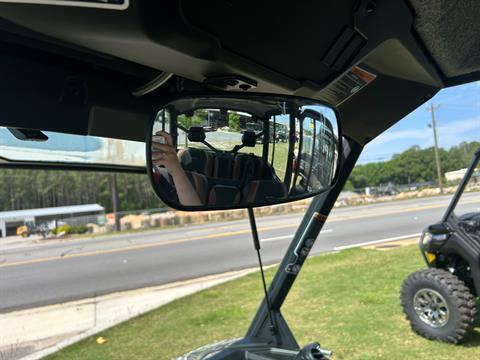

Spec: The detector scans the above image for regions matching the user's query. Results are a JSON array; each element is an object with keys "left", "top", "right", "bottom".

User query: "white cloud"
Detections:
[
  {"left": 369, "top": 116, "right": 480, "bottom": 149},
  {"left": 371, "top": 129, "right": 429, "bottom": 145}
]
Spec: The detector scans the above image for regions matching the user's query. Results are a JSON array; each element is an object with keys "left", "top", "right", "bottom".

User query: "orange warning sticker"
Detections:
[
  {"left": 321, "top": 65, "right": 377, "bottom": 106},
  {"left": 351, "top": 66, "right": 376, "bottom": 83}
]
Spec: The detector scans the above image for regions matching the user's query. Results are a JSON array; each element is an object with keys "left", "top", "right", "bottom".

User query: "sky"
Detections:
[{"left": 357, "top": 81, "right": 480, "bottom": 164}]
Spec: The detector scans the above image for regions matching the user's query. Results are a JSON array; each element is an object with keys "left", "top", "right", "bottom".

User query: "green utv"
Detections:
[{"left": 402, "top": 148, "right": 480, "bottom": 344}]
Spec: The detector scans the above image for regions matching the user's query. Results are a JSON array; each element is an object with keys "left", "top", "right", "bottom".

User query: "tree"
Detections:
[
  {"left": 178, "top": 114, "right": 203, "bottom": 129},
  {"left": 0, "top": 170, "right": 163, "bottom": 212},
  {"left": 348, "top": 141, "right": 480, "bottom": 189},
  {"left": 228, "top": 111, "right": 241, "bottom": 131}
]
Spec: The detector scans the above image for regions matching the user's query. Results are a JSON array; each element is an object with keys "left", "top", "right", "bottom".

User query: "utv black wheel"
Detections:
[{"left": 401, "top": 268, "right": 477, "bottom": 344}]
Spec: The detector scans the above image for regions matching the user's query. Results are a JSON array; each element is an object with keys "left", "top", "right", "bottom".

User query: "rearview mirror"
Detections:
[{"left": 146, "top": 94, "right": 341, "bottom": 211}]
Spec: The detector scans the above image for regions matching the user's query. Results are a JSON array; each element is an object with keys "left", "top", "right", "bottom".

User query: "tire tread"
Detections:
[{"left": 400, "top": 268, "right": 477, "bottom": 344}]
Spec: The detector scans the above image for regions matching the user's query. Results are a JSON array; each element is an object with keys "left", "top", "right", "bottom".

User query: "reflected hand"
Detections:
[{"left": 151, "top": 131, "right": 182, "bottom": 176}]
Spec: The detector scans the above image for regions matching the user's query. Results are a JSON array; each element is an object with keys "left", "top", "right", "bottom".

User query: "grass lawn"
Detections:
[{"left": 47, "top": 245, "right": 480, "bottom": 359}]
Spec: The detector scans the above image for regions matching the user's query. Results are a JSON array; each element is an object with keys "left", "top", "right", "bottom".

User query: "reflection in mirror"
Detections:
[
  {"left": 0, "top": 127, "right": 145, "bottom": 167},
  {"left": 147, "top": 95, "right": 340, "bottom": 210}
]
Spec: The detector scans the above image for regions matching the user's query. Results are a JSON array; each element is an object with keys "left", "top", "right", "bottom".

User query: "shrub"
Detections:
[
  {"left": 70, "top": 225, "right": 88, "bottom": 234},
  {"left": 52, "top": 224, "right": 72, "bottom": 235}
]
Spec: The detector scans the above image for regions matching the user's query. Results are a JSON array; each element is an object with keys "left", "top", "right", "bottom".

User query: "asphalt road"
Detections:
[{"left": 1, "top": 193, "right": 479, "bottom": 313}]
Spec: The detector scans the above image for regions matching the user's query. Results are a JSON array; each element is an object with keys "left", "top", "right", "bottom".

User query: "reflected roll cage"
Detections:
[{"left": 158, "top": 103, "right": 325, "bottom": 190}]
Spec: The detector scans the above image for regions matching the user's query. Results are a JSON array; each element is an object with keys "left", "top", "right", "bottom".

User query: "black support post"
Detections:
[{"left": 245, "top": 138, "right": 363, "bottom": 347}]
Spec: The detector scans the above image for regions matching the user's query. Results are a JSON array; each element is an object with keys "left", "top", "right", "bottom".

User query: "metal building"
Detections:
[{"left": 0, "top": 204, "right": 104, "bottom": 238}]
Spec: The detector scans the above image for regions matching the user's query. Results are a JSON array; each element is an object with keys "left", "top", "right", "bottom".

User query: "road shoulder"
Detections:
[{"left": 0, "top": 268, "right": 257, "bottom": 360}]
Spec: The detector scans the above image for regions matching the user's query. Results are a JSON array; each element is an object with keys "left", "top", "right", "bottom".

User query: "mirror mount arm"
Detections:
[
  {"left": 232, "top": 133, "right": 263, "bottom": 154},
  {"left": 231, "top": 144, "right": 244, "bottom": 154},
  {"left": 177, "top": 123, "right": 188, "bottom": 133},
  {"left": 201, "top": 140, "right": 218, "bottom": 152},
  {"left": 177, "top": 123, "right": 219, "bottom": 152},
  {"left": 245, "top": 138, "right": 363, "bottom": 348}
]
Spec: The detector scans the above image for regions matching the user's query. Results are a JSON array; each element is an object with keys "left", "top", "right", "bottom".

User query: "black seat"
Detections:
[
  {"left": 233, "top": 153, "right": 279, "bottom": 184},
  {"left": 176, "top": 148, "right": 283, "bottom": 206},
  {"left": 243, "top": 180, "right": 287, "bottom": 204},
  {"left": 233, "top": 153, "right": 265, "bottom": 185},
  {"left": 208, "top": 185, "right": 241, "bottom": 206},
  {"left": 212, "top": 152, "right": 234, "bottom": 179}
]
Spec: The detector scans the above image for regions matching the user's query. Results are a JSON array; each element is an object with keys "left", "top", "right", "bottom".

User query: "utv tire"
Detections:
[{"left": 401, "top": 268, "right": 477, "bottom": 344}]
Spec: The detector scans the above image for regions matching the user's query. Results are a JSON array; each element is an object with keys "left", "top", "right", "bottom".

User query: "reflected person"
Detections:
[{"left": 151, "top": 131, "right": 202, "bottom": 206}]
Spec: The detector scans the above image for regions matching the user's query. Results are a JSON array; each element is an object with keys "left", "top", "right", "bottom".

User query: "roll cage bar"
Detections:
[
  {"left": 201, "top": 137, "right": 362, "bottom": 358},
  {"left": 441, "top": 147, "right": 480, "bottom": 223},
  {"left": 158, "top": 109, "right": 359, "bottom": 355}
]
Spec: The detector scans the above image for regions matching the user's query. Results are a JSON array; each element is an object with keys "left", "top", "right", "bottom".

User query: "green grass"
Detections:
[{"left": 46, "top": 245, "right": 480, "bottom": 360}]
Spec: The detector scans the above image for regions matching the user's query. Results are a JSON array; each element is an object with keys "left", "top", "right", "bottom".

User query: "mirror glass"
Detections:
[{"left": 147, "top": 95, "right": 340, "bottom": 210}]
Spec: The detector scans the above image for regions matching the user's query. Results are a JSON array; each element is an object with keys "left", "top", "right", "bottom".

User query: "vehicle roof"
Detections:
[
  {"left": 0, "top": 204, "right": 104, "bottom": 221},
  {"left": 0, "top": 0, "right": 479, "bottom": 145}
]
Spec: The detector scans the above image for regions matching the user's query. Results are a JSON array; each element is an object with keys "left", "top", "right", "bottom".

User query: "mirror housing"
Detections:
[{"left": 146, "top": 93, "right": 342, "bottom": 211}]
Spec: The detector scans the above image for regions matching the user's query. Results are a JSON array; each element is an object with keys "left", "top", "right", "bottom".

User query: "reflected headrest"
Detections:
[
  {"left": 242, "top": 131, "right": 256, "bottom": 147},
  {"left": 178, "top": 148, "right": 213, "bottom": 177},
  {"left": 188, "top": 127, "right": 206, "bottom": 142}
]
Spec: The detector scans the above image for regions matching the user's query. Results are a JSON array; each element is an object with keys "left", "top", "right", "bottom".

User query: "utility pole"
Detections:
[
  {"left": 427, "top": 103, "right": 443, "bottom": 193},
  {"left": 109, "top": 173, "right": 121, "bottom": 231}
]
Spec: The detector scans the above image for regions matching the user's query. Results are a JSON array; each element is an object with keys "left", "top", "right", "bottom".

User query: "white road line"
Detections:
[
  {"left": 262, "top": 229, "right": 333, "bottom": 242},
  {"left": 261, "top": 235, "right": 293, "bottom": 242},
  {"left": 333, "top": 233, "right": 421, "bottom": 251}
]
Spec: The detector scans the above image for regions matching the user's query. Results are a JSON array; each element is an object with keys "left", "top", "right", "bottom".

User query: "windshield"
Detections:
[{"left": 0, "top": 127, "right": 145, "bottom": 168}]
